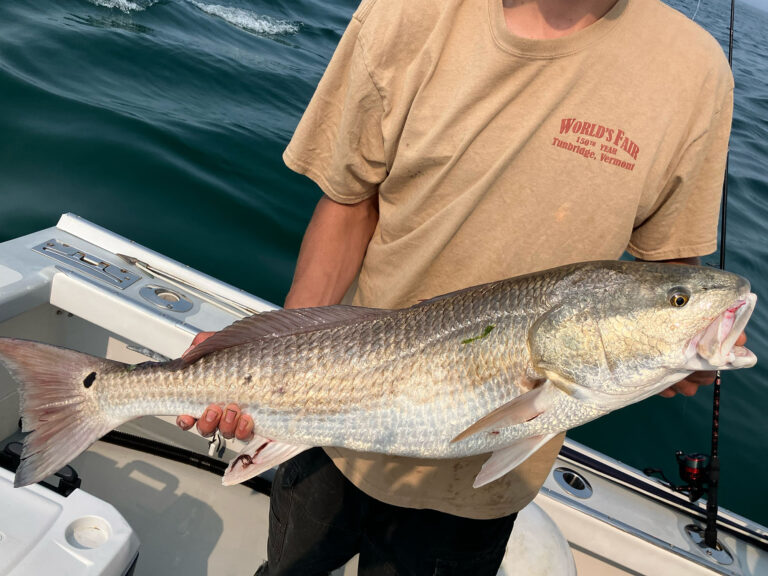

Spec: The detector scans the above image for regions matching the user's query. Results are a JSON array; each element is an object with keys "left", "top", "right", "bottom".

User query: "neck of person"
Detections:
[{"left": 502, "top": 0, "right": 619, "bottom": 39}]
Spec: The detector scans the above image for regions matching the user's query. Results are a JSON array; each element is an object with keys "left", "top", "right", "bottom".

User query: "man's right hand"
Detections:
[
  {"left": 176, "top": 402, "right": 255, "bottom": 441},
  {"left": 175, "top": 331, "right": 255, "bottom": 441}
]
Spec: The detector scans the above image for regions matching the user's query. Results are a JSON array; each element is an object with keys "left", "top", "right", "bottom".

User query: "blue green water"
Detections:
[{"left": 1, "top": 0, "right": 767, "bottom": 526}]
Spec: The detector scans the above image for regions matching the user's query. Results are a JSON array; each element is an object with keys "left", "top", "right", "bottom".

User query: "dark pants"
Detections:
[{"left": 257, "top": 448, "right": 517, "bottom": 576}]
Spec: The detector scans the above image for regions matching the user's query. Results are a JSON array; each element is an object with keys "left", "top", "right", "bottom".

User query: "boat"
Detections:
[{"left": 1, "top": 213, "right": 766, "bottom": 575}]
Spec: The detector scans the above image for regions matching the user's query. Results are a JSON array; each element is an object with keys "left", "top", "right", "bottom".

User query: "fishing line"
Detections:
[
  {"left": 691, "top": 0, "right": 702, "bottom": 21},
  {"left": 705, "top": 0, "right": 736, "bottom": 550}
]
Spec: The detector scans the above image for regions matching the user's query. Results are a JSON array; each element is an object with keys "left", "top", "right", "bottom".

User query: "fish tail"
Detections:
[{"left": 0, "top": 338, "right": 122, "bottom": 487}]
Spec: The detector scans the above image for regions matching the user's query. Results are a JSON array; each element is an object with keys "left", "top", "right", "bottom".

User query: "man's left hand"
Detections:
[{"left": 659, "top": 332, "right": 747, "bottom": 397}]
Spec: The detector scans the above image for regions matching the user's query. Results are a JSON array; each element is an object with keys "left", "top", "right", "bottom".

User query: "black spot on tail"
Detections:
[{"left": 83, "top": 372, "right": 97, "bottom": 388}]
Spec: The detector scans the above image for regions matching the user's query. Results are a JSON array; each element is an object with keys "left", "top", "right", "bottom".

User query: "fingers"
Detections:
[
  {"left": 196, "top": 404, "right": 224, "bottom": 437},
  {"left": 176, "top": 414, "right": 196, "bottom": 430},
  {"left": 682, "top": 371, "right": 716, "bottom": 387},
  {"left": 659, "top": 371, "right": 717, "bottom": 398},
  {"left": 182, "top": 331, "right": 216, "bottom": 359},
  {"left": 736, "top": 331, "right": 747, "bottom": 346},
  {"left": 176, "top": 403, "right": 255, "bottom": 442},
  {"left": 235, "top": 412, "right": 255, "bottom": 441},
  {"left": 219, "top": 403, "right": 244, "bottom": 439},
  {"left": 219, "top": 404, "right": 255, "bottom": 441},
  {"left": 670, "top": 379, "right": 704, "bottom": 397}
]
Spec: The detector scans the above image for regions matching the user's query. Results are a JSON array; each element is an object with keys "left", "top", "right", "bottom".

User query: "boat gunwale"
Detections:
[{"left": 557, "top": 441, "right": 768, "bottom": 552}]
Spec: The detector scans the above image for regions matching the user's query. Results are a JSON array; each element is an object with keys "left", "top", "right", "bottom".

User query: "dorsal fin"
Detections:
[{"left": 181, "top": 305, "right": 390, "bottom": 365}]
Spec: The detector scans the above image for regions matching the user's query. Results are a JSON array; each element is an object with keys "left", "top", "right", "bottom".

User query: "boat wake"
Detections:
[
  {"left": 86, "top": 0, "right": 301, "bottom": 37},
  {"left": 88, "top": 0, "right": 158, "bottom": 13},
  {"left": 188, "top": 1, "right": 301, "bottom": 36}
]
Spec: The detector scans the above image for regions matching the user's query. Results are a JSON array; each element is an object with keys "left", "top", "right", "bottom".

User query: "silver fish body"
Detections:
[{"left": 0, "top": 260, "right": 757, "bottom": 488}]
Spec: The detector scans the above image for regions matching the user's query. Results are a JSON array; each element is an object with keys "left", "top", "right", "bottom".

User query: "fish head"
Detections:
[{"left": 529, "top": 261, "right": 757, "bottom": 402}]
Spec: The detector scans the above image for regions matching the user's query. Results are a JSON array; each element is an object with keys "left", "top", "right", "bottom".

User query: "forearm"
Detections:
[{"left": 285, "top": 194, "right": 379, "bottom": 309}]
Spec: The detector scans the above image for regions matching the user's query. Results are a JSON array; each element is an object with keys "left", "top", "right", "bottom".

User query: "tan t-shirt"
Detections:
[{"left": 283, "top": 0, "right": 733, "bottom": 519}]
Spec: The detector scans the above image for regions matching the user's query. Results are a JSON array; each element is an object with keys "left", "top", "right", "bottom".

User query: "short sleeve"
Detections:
[
  {"left": 283, "top": 14, "right": 386, "bottom": 204},
  {"left": 628, "top": 87, "right": 734, "bottom": 261}
]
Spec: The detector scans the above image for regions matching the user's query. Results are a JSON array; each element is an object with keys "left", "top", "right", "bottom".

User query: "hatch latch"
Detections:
[{"left": 34, "top": 239, "right": 141, "bottom": 289}]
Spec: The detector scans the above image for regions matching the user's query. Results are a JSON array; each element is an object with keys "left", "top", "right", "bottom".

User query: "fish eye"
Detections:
[{"left": 668, "top": 288, "right": 690, "bottom": 308}]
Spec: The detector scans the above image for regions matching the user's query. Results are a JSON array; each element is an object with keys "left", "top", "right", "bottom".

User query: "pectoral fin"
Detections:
[
  {"left": 450, "top": 383, "right": 553, "bottom": 444},
  {"left": 222, "top": 435, "right": 311, "bottom": 486},
  {"left": 473, "top": 434, "right": 556, "bottom": 488}
]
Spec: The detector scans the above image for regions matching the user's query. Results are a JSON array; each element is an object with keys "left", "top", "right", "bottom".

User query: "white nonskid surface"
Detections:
[{"left": 67, "top": 440, "right": 271, "bottom": 576}]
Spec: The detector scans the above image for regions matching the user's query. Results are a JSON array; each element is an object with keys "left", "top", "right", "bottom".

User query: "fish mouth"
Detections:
[{"left": 686, "top": 293, "right": 758, "bottom": 370}]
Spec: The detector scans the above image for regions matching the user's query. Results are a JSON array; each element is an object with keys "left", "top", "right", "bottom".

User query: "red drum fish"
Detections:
[{"left": 0, "top": 261, "right": 756, "bottom": 489}]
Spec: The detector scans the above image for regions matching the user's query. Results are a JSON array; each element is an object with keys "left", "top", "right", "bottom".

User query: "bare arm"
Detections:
[
  {"left": 177, "top": 194, "right": 380, "bottom": 439},
  {"left": 285, "top": 193, "right": 379, "bottom": 308}
]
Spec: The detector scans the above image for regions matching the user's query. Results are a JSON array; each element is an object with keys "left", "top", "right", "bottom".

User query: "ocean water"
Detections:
[{"left": 1, "top": 0, "right": 767, "bottom": 527}]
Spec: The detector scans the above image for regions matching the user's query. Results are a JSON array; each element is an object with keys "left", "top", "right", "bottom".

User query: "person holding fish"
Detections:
[
  {"left": 0, "top": 0, "right": 747, "bottom": 567},
  {"left": 173, "top": 0, "right": 743, "bottom": 573}
]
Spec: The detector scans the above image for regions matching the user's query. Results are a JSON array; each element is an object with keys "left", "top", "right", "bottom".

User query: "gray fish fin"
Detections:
[
  {"left": 0, "top": 338, "right": 124, "bottom": 487},
  {"left": 182, "top": 306, "right": 391, "bottom": 365},
  {"left": 473, "top": 433, "right": 557, "bottom": 488},
  {"left": 222, "top": 435, "right": 311, "bottom": 486},
  {"left": 450, "top": 382, "right": 553, "bottom": 444}
]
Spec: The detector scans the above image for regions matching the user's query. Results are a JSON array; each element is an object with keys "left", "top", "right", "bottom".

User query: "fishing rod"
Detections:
[
  {"left": 644, "top": 0, "right": 737, "bottom": 556},
  {"left": 704, "top": 0, "right": 737, "bottom": 551}
]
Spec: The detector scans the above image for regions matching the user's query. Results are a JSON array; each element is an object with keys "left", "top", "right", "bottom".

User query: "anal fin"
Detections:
[
  {"left": 223, "top": 435, "right": 311, "bottom": 486},
  {"left": 473, "top": 433, "right": 556, "bottom": 488}
]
